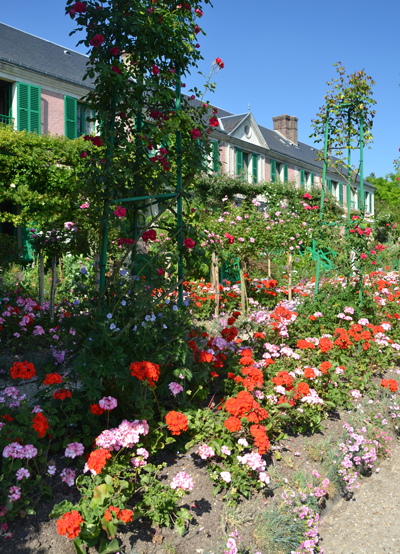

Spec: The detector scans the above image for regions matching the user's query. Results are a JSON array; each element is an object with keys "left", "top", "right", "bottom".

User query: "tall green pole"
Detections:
[
  {"left": 347, "top": 111, "right": 351, "bottom": 218},
  {"left": 176, "top": 65, "right": 183, "bottom": 307},
  {"left": 99, "top": 95, "right": 117, "bottom": 294},
  {"left": 314, "top": 110, "right": 330, "bottom": 300},
  {"left": 359, "top": 111, "right": 364, "bottom": 214}
]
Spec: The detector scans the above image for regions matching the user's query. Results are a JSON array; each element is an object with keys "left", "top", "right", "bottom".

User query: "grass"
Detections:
[{"left": 253, "top": 507, "right": 306, "bottom": 554}]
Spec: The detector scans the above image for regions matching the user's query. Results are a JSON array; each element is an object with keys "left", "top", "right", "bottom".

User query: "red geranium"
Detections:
[
  {"left": 43, "top": 373, "right": 63, "bottom": 386},
  {"left": 57, "top": 510, "right": 85, "bottom": 539},
  {"left": 10, "top": 361, "right": 36, "bottom": 380},
  {"left": 165, "top": 411, "right": 188, "bottom": 435},
  {"left": 32, "top": 413, "right": 49, "bottom": 438},
  {"left": 53, "top": 389, "right": 72, "bottom": 400}
]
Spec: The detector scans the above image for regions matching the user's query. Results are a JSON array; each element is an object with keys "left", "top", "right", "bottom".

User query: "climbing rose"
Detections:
[
  {"left": 215, "top": 57, "right": 224, "bottom": 68},
  {"left": 183, "top": 238, "right": 195, "bottom": 249},
  {"left": 90, "top": 34, "right": 105, "bottom": 47}
]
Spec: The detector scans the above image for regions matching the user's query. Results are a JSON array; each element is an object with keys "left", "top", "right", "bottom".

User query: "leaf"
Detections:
[
  {"left": 72, "top": 538, "right": 86, "bottom": 554},
  {"left": 98, "top": 538, "right": 120, "bottom": 553},
  {"left": 100, "top": 518, "right": 117, "bottom": 540},
  {"left": 277, "top": 403, "right": 291, "bottom": 409},
  {"left": 324, "top": 401, "right": 336, "bottom": 409},
  {"left": 104, "top": 475, "right": 113, "bottom": 485},
  {"left": 49, "top": 500, "right": 74, "bottom": 519}
]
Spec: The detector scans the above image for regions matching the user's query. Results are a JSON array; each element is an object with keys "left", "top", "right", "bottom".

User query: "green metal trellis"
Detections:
[
  {"left": 98, "top": 66, "right": 184, "bottom": 307},
  {"left": 314, "top": 102, "right": 366, "bottom": 303}
]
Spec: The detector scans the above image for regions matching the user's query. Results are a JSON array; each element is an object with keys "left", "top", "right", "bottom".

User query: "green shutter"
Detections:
[
  {"left": 65, "top": 96, "right": 77, "bottom": 139},
  {"left": 326, "top": 178, "right": 332, "bottom": 192},
  {"left": 310, "top": 173, "right": 314, "bottom": 188},
  {"left": 212, "top": 140, "right": 219, "bottom": 173},
  {"left": 270, "top": 159, "right": 276, "bottom": 182},
  {"left": 300, "top": 169, "right": 305, "bottom": 188},
  {"left": 252, "top": 153, "right": 258, "bottom": 183},
  {"left": 236, "top": 148, "right": 243, "bottom": 176},
  {"left": 17, "top": 83, "right": 30, "bottom": 132},
  {"left": 17, "top": 83, "right": 41, "bottom": 133},
  {"left": 283, "top": 164, "right": 288, "bottom": 182},
  {"left": 29, "top": 86, "right": 41, "bottom": 134},
  {"left": 339, "top": 183, "right": 343, "bottom": 205}
]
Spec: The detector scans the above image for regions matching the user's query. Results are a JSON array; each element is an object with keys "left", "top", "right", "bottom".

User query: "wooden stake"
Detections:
[
  {"left": 95, "top": 252, "right": 100, "bottom": 292},
  {"left": 268, "top": 256, "right": 271, "bottom": 278},
  {"left": 39, "top": 253, "right": 44, "bottom": 306},
  {"left": 50, "top": 255, "right": 57, "bottom": 321},
  {"left": 288, "top": 254, "right": 292, "bottom": 301},
  {"left": 212, "top": 253, "right": 219, "bottom": 318}
]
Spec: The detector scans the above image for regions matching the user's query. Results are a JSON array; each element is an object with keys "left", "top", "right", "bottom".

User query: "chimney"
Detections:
[{"left": 272, "top": 114, "right": 298, "bottom": 146}]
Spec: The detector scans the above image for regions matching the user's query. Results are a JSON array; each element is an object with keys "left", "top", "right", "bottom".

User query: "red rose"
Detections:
[
  {"left": 90, "top": 34, "right": 105, "bottom": 48},
  {"left": 112, "top": 65, "right": 122, "bottom": 74},
  {"left": 215, "top": 57, "right": 224, "bottom": 69},
  {"left": 73, "top": 2, "right": 87, "bottom": 13},
  {"left": 109, "top": 47, "right": 120, "bottom": 56},
  {"left": 183, "top": 238, "right": 195, "bottom": 249},
  {"left": 80, "top": 151, "right": 88, "bottom": 158},
  {"left": 152, "top": 64, "right": 160, "bottom": 76},
  {"left": 209, "top": 116, "right": 219, "bottom": 127}
]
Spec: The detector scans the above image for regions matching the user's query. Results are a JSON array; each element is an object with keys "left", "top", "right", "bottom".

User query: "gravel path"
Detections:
[{"left": 320, "top": 441, "right": 400, "bottom": 554}]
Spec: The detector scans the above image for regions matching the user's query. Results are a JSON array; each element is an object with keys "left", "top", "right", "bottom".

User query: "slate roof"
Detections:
[
  {"left": 0, "top": 22, "right": 95, "bottom": 89},
  {"left": 219, "top": 113, "right": 247, "bottom": 133}
]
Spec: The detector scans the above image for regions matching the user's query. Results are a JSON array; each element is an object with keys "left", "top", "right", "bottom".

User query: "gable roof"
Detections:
[{"left": 0, "top": 22, "right": 95, "bottom": 89}]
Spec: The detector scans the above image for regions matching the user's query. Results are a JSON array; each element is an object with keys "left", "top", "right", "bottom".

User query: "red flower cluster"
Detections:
[
  {"left": 319, "top": 337, "right": 333, "bottom": 353},
  {"left": 53, "top": 389, "right": 72, "bottom": 400},
  {"left": 142, "top": 229, "right": 157, "bottom": 242},
  {"left": 87, "top": 448, "right": 112, "bottom": 475},
  {"left": 221, "top": 326, "right": 238, "bottom": 342},
  {"left": 250, "top": 424, "right": 270, "bottom": 454},
  {"left": 297, "top": 339, "right": 315, "bottom": 350},
  {"left": 43, "top": 373, "right": 63, "bottom": 386},
  {"left": 10, "top": 361, "right": 36, "bottom": 380},
  {"left": 90, "top": 34, "right": 105, "bottom": 47},
  {"left": 130, "top": 361, "right": 160, "bottom": 387},
  {"left": 334, "top": 328, "right": 353, "bottom": 350},
  {"left": 199, "top": 351, "right": 214, "bottom": 363},
  {"left": 57, "top": 510, "right": 85, "bottom": 539},
  {"left": 90, "top": 403, "right": 104, "bottom": 415},
  {"left": 165, "top": 411, "right": 188, "bottom": 435},
  {"left": 271, "top": 371, "right": 293, "bottom": 390},
  {"left": 84, "top": 134, "right": 103, "bottom": 147},
  {"left": 381, "top": 379, "right": 398, "bottom": 392},
  {"left": 320, "top": 361, "right": 332, "bottom": 375},
  {"left": 104, "top": 506, "right": 133, "bottom": 523},
  {"left": 32, "top": 413, "right": 49, "bottom": 438}
]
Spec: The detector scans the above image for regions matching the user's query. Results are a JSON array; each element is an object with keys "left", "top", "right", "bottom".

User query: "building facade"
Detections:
[
  {"left": 208, "top": 110, "right": 374, "bottom": 214},
  {"left": 0, "top": 22, "right": 374, "bottom": 256}
]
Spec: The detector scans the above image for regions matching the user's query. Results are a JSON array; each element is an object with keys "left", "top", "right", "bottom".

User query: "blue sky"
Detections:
[{"left": 2, "top": 0, "right": 399, "bottom": 177}]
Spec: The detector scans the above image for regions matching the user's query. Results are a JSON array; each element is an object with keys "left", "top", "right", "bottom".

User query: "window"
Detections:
[
  {"left": 212, "top": 140, "right": 219, "bottom": 173},
  {"left": 276, "top": 162, "right": 282, "bottom": 181},
  {"left": 65, "top": 96, "right": 94, "bottom": 139},
  {"left": 270, "top": 159, "right": 276, "bottom": 182},
  {"left": 0, "top": 80, "right": 12, "bottom": 125},
  {"left": 300, "top": 169, "right": 305, "bottom": 188},
  {"left": 339, "top": 183, "right": 344, "bottom": 205},
  {"left": 17, "top": 82, "right": 41, "bottom": 134},
  {"left": 236, "top": 148, "right": 243, "bottom": 176},
  {"left": 326, "top": 178, "right": 332, "bottom": 193},
  {"left": 252, "top": 153, "right": 258, "bottom": 183}
]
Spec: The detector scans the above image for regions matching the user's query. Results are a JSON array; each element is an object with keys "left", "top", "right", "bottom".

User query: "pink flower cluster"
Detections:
[
  {"left": 65, "top": 442, "right": 85, "bottom": 459},
  {"left": 16, "top": 468, "right": 30, "bottom": 481},
  {"left": 198, "top": 444, "right": 215, "bottom": 460},
  {"left": 131, "top": 447, "right": 149, "bottom": 467},
  {"left": 99, "top": 396, "right": 118, "bottom": 411},
  {"left": 8, "top": 486, "right": 21, "bottom": 502},
  {"left": 3, "top": 443, "right": 37, "bottom": 459},
  {"left": 169, "top": 382, "right": 184, "bottom": 396},
  {"left": 96, "top": 419, "right": 149, "bottom": 451},
  {"left": 170, "top": 471, "right": 194, "bottom": 491},
  {"left": 60, "top": 468, "right": 76, "bottom": 487}
]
